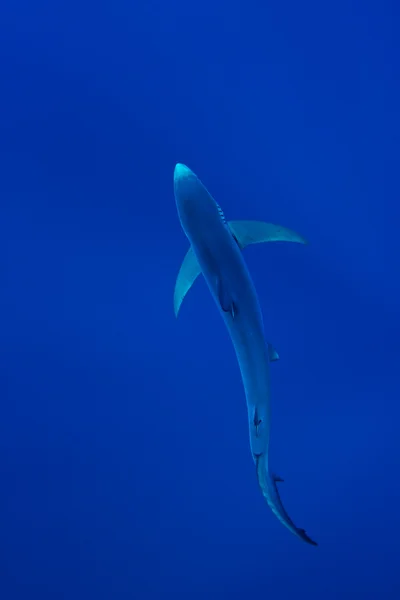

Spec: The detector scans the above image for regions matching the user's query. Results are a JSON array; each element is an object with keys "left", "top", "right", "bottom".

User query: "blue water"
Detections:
[{"left": 1, "top": 0, "right": 399, "bottom": 598}]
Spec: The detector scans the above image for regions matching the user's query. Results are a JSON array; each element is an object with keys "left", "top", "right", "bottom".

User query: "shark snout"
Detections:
[
  {"left": 174, "top": 163, "right": 216, "bottom": 235},
  {"left": 174, "top": 163, "right": 194, "bottom": 182},
  {"left": 174, "top": 163, "right": 198, "bottom": 216}
]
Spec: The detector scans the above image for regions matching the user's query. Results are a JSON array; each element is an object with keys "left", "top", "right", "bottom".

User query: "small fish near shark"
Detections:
[{"left": 173, "top": 163, "right": 317, "bottom": 546}]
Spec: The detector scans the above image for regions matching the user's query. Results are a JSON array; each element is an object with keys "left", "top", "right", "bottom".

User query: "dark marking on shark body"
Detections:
[{"left": 253, "top": 408, "right": 262, "bottom": 437}]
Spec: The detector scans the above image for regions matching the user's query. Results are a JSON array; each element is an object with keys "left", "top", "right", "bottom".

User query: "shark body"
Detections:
[{"left": 173, "top": 163, "right": 317, "bottom": 546}]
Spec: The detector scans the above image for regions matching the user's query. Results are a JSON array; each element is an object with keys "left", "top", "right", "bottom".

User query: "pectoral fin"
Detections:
[
  {"left": 228, "top": 220, "right": 308, "bottom": 250},
  {"left": 173, "top": 246, "right": 201, "bottom": 317}
]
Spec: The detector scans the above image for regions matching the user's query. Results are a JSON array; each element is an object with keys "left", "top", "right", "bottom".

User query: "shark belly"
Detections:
[
  {"left": 227, "top": 315, "right": 272, "bottom": 459},
  {"left": 191, "top": 233, "right": 272, "bottom": 458},
  {"left": 190, "top": 234, "right": 318, "bottom": 545}
]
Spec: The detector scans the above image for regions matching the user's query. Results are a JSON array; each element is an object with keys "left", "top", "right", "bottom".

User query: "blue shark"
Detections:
[{"left": 173, "top": 163, "right": 317, "bottom": 546}]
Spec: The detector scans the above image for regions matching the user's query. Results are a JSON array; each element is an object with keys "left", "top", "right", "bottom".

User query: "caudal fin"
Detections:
[{"left": 255, "top": 454, "right": 318, "bottom": 546}]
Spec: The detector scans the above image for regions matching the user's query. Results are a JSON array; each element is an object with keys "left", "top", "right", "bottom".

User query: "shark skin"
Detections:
[{"left": 173, "top": 163, "right": 317, "bottom": 546}]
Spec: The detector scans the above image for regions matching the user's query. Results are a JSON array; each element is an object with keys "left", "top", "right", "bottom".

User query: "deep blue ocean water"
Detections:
[{"left": 0, "top": 0, "right": 399, "bottom": 598}]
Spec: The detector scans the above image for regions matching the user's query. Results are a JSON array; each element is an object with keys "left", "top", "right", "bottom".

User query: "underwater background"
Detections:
[{"left": 0, "top": 0, "right": 399, "bottom": 598}]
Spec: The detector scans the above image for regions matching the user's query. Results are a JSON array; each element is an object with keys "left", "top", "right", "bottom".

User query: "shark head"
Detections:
[{"left": 174, "top": 163, "right": 225, "bottom": 240}]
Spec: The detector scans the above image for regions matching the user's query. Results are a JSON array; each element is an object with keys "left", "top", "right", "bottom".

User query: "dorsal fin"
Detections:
[
  {"left": 228, "top": 220, "right": 308, "bottom": 250},
  {"left": 268, "top": 343, "right": 279, "bottom": 362},
  {"left": 217, "top": 275, "right": 236, "bottom": 318}
]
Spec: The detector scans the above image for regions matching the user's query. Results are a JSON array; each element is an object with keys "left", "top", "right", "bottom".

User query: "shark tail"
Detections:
[{"left": 255, "top": 453, "right": 318, "bottom": 546}]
